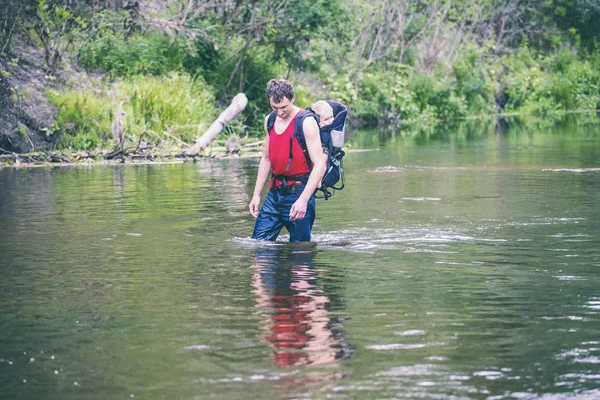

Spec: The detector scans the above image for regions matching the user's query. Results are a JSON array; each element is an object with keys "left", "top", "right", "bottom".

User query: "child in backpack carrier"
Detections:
[
  {"left": 312, "top": 100, "right": 335, "bottom": 128},
  {"left": 312, "top": 100, "right": 345, "bottom": 149},
  {"left": 307, "top": 100, "right": 346, "bottom": 199}
]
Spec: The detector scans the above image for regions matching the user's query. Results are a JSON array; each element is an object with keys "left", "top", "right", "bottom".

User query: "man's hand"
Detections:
[
  {"left": 289, "top": 197, "right": 308, "bottom": 221},
  {"left": 249, "top": 194, "right": 261, "bottom": 218}
]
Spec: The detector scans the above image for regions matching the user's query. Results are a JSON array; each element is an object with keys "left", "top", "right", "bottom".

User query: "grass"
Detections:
[{"left": 47, "top": 72, "right": 219, "bottom": 151}]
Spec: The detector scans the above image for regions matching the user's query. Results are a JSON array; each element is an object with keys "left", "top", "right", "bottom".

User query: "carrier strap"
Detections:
[{"left": 292, "top": 111, "right": 315, "bottom": 171}]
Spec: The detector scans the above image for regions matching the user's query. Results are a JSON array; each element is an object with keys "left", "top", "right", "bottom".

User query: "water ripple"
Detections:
[
  {"left": 542, "top": 168, "right": 600, "bottom": 173},
  {"left": 394, "top": 330, "right": 428, "bottom": 336},
  {"left": 312, "top": 227, "right": 503, "bottom": 252},
  {"left": 367, "top": 342, "right": 445, "bottom": 351}
]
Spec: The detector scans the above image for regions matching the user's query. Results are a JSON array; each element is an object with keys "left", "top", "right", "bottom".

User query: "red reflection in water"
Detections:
[{"left": 251, "top": 253, "right": 339, "bottom": 368}]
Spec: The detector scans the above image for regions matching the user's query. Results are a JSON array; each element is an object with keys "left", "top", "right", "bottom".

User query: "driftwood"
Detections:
[
  {"left": 0, "top": 143, "right": 263, "bottom": 166},
  {"left": 0, "top": 151, "right": 72, "bottom": 164},
  {"left": 186, "top": 93, "right": 248, "bottom": 156},
  {"left": 105, "top": 132, "right": 151, "bottom": 159}
]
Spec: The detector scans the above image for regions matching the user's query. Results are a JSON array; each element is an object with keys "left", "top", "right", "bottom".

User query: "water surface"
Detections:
[{"left": 1, "top": 117, "right": 600, "bottom": 399}]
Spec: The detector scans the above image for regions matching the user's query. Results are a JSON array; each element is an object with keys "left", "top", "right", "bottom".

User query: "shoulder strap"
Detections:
[
  {"left": 293, "top": 109, "right": 318, "bottom": 169},
  {"left": 266, "top": 111, "right": 276, "bottom": 133}
]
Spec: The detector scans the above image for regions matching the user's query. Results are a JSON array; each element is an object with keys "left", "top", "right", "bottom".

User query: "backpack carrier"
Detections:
[{"left": 267, "top": 100, "right": 347, "bottom": 199}]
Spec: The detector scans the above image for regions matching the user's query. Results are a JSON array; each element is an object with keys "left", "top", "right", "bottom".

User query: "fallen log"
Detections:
[
  {"left": 242, "top": 140, "right": 264, "bottom": 148},
  {"left": 186, "top": 93, "right": 248, "bottom": 156}
]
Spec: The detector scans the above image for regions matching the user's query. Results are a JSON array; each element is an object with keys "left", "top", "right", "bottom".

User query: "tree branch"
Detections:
[
  {"left": 186, "top": 93, "right": 248, "bottom": 156},
  {"left": 1, "top": 5, "right": 22, "bottom": 54}
]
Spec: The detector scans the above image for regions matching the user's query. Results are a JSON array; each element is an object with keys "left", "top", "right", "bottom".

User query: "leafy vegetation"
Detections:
[
  {"left": 1, "top": 0, "right": 600, "bottom": 152},
  {"left": 48, "top": 73, "right": 216, "bottom": 151}
]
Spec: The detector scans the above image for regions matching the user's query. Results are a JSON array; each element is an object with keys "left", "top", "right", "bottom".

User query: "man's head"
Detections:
[
  {"left": 266, "top": 78, "right": 296, "bottom": 120},
  {"left": 312, "top": 100, "right": 334, "bottom": 128},
  {"left": 266, "top": 78, "right": 295, "bottom": 102}
]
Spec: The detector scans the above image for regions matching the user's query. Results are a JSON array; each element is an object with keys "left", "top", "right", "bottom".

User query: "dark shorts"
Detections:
[{"left": 252, "top": 185, "right": 316, "bottom": 242}]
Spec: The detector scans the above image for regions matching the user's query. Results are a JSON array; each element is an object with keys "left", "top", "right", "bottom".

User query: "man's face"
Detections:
[{"left": 270, "top": 96, "right": 295, "bottom": 119}]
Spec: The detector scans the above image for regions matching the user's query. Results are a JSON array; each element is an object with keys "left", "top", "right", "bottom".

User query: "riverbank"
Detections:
[
  {"left": 0, "top": 138, "right": 264, "bottom": 168},
  {"left": 0, "top": 144, "right": 384, "bottom": 168},
  {"left": 3, "top": 109, "right": 600, "bottom": 168}
]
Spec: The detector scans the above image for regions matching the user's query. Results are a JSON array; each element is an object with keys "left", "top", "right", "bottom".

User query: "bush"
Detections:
[
  {"left": 503, "top": 46, "right": 600, "bottom": 114},
  {"left": 47, "top": 72, "right": 218, "bottom": 150},
  {"left": 503, "top": 48, "right": 555, "bottom": 114},
  {"left": 79, "top": 32, "right": 191, "bottom": 77},
  {"left": 47, "top": 90, "right": 113, "bottom": 150},
  {"left": 551, "top": 44, "right": 578, "bottom": 74},
  {"left": 409, "top": 72, "right": 468, "bottom": 121},
  {"left": 120, "top": 73, "right": 217, "bottom": 141},
  {"left": 321, "top": 66, "right": 421, "bottom": 126},
  {"left": 452, "top": 49, "right": 495, "bottom": 115},
  {"left": 558, "top": 59, "right": 600, "bottom": 110}
]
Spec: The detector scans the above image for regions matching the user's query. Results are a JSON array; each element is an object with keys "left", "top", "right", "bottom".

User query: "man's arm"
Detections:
[
  {"left": 289, "top": 116, "right": 326, "bottom": 221},
  {"left": 249, "top": 116, "right": 271, "bottom": 218}
]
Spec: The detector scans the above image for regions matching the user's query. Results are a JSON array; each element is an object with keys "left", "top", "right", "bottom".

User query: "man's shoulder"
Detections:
[{"left": 300, "top": 111, "right": 319, "bottom": 133}]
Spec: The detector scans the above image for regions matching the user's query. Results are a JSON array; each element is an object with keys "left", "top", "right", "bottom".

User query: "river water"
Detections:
[{"left": 1, "top": 117, "right": 600, "bottom": 399}]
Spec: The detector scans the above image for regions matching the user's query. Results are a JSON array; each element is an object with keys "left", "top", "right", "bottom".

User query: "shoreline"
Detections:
[
  {"left": 0, "top": 148, "right": 378, "bottom": 169},
  {"left": 0, "top": 152, "right": 253, "bottom": 169}
]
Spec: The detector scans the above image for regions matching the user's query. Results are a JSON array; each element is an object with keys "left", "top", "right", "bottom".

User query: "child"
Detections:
[
  {"left": 311, "top": 100, "right": 345, "bottom": 149},
  {"left": 311, "top": 100, "right": 335, "bottom": 128},
  {"left": 309, "top": 99, "right": 348, "bottom": 198}
]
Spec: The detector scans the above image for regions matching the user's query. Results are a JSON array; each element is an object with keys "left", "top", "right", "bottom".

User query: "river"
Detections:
[{"left": 1, "top": 116, "right": 600, "bottom": 399}]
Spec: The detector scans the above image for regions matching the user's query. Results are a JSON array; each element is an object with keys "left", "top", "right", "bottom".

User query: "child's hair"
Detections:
[{"left": 312, "top": 100, "right": 334, "bottom": 120}]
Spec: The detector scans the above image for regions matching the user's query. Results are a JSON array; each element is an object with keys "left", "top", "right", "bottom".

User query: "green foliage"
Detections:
[
  {"left": 186, "top": 41, "right": 280, "bottom": 127},
  {"left": 47, "top": 89, "right": 113, "bottom": 150},
  {"left": 120, "top": 73, "right": 217, "bottom": 141},
  {"left": 182, "top": 36, "right": 222, "bottom": 79},
  {"left": 503, "top": 45, "right": 600, "bottom": 114},
  {"left": 319, "top": 65, "right": 420, "bottom": 126},
  {"left": 292, "top": 85, "right": 314, "bottom": 109},
  {"left": 452, "top": 49, "right": 496, "bottom": 115},
  {"left": 30, "top": 0, "right": 88, "bottom": 71},
  {"left": 409, "top": 73, "right": 469, "bottom": 121},
  {"left": 8, "top": 0, "right": 600, "bottom": 146},
  {"left": 78, "top": 27, "right": 279, "bottom": 128},
  {"left": 0, "top": 1, "right": 24, "bottom": 54},
  {"left": 318, "top": 59, "right": 488, "bottom": 126},
  {"left": 504, "top": 59, "right": 555, "bottom": 114},
  {"left": 551, "top": 44, "right": 578, "bottom": 73},
  {"left": 266, "top": 0, "right": 348, "bottom": 68},
  {"left": 47, "top": 72, "right": 218, "bottom": 150},
  {"left": 548, "top": 0, "right": 600, "bottom": 49},
  {"left": 326, "top": 71, "right": 376, "bottom": 124},
  {"left": 79, "top": 32, "right": 190, "bottom": 77},
  {"left": 18, "top": 124, "right": 27, "bottom": 137}
]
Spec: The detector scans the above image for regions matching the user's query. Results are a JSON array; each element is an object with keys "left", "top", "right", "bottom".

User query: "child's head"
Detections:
[{"left": 312, "top": 101, "right": 334, "bottom": 128}]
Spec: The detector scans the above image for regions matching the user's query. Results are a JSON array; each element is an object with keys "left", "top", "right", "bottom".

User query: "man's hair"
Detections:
[
  {"left": 266, "top": 78, "right": 295, "bottom": 103},
  {"left": 311, "top": 100, "right": 333, "bottom": 119}
]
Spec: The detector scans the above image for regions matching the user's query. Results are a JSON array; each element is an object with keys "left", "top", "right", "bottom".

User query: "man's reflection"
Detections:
[{"left": 250, "top": 245, "right": 348, "bottom": 368}]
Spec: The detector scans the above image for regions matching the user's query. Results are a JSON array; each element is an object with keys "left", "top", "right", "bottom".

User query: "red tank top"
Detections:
[{"left": 269, "top": 110, "right": 310, "bottom": 188}]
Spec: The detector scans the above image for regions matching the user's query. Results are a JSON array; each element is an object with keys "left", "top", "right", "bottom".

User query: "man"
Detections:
[{"left": 249, "top": 78, "right": 326, "bottom": 242}]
